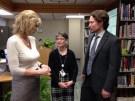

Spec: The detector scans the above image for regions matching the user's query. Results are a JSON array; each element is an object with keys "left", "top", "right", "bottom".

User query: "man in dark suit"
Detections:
[{"left": 80, "top": 10, "right": 121, "bottom": 101}]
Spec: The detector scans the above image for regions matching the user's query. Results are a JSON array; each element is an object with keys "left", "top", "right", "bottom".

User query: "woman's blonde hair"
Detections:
[{"left": 12, "top": 10, "right": 42, "bottom": 36}]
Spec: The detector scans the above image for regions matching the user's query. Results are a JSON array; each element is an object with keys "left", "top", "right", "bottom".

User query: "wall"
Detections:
[
  {"left": 80, "top": 19, "right": 85, "bottom": 72},
  {"left": 7, "top": 19, "right": 84, "bottom": 60},
  {"left": 7, "top": 20, "right": 68, "bottom": 47},
  {"left": 68, "top": 19, "right": 82, "bottom": 59}
]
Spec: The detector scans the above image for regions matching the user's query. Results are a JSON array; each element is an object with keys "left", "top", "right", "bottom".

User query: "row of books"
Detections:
[
  {"left": 84, "top": 29, "right": 91, "bottom": 37},
  {"left": 117, "top": 88, "right": 135, "bottom": 101},
  {"left": 119, "top": 22, "right": 135, "bottom": 38},
  {"left": 85, "top": 21, "right": 89, "bottom": 28},
  {"left": 121, "top": 3, "right": 135, "bottom": 20},
  {"left": 118, "top": 73, "right": 135, "bottom": 87},
  {"left": 120, "top": 57, "right": 135, "bottom": 71},
  {"left": 121, "top": 40, "right": 135, "bottom": 54}
]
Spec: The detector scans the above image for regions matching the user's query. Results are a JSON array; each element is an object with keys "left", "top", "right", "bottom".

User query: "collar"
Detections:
[{"left": 95, "top": 30, "right": 105, "bottom": 38}]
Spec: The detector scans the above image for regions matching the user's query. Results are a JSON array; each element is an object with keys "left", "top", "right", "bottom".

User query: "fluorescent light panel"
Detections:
[
  {"left": 66, "top": 15, "right": 84, "bottom": 18},
  {"left": 0, "top": 9, "right": 13, "bottom": 15}
]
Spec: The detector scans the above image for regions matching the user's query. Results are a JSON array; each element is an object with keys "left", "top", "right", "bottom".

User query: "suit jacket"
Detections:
[{"left": 82, "top": 30, "right": 121, "bottom": 94}]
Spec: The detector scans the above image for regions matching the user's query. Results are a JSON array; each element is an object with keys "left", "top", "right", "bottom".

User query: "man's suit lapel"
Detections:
[{"left": 94, "top": 31, "right": 109, "bottom": 58}]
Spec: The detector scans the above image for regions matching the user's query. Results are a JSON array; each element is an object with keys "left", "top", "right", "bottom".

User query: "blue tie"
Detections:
[{"left": 87, "top": 35, "right": 99, "bottom": 75}]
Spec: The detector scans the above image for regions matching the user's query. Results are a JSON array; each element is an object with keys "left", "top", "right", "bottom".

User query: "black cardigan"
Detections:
[{"left": 48, "top": 48, "right": 78, "bottom": 87}]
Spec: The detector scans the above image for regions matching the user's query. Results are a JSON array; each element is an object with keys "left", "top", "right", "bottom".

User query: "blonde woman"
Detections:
[{"left": 7, "top": 10, "right": 51, "bottom": 101}]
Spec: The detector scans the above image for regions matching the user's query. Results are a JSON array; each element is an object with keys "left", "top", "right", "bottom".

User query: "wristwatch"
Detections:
[{"left": 39, "top": 64, "right": 44, "bottom": 68}]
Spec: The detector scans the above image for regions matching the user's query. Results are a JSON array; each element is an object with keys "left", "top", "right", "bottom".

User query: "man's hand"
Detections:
[
  {"left": 102, "top": 89, "right": 111, "bottom": 98},
  {"left": 81, "top": 74, "right": 85, "bottom": 80}
]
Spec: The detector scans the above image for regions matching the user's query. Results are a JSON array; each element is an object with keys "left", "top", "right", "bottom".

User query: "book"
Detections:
[
  {"left": 128, "top": 73, "right": 131, "bottom": 86},
  {"left": 118, "top": 76, "right": 127, "bottom": 87},
  {"left": 127, "top": 40, "right": 132, "bottom": 53},
  {"left": 122, "top": 89, "right": 128, "bottom": 101},
  {"left": 128, "top": 4, "right": 131, "bottom": 19},
  {"left": 131, "top": 73, "right": 134, "bottom": 87},
  {"left": 117, "top": 97, "right": 123, "bottom": 101},
  {"left": 123, "top": 4, "right": 128, "bottom": 19},
  {"left": 131, "top": 23, "right": 135, "bottom": 37},
  {"left": 121, "top": 3, "right": 124, "bottom": 19},
  {"left": 134, "top": 5, "right": 135, "bottom": 19},
  {"left": 131, "top": 6, "right": 134, "bottom": 19}
]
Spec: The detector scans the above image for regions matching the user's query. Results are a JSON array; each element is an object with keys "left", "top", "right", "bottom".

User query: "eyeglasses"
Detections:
[{"left": 55, "top": 38, "right": 65, "bottom": 41}]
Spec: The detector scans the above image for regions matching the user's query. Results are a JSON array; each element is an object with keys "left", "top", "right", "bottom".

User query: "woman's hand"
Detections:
[
  {"left": 40, "top": 65, "right": 51, "bottom": 76},
  {"left": 58, "top": 82, "right": 67, "bottom": 88},
  {"left": 65, "top": 81, "right": 74, "bottom": 88}
]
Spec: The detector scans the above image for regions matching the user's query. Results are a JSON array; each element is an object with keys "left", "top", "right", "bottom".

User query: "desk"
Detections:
[
  {"left": 0, "top": 71, "right": 12, "bottom": 101},
  {"left": 0, "top": 71, "right": 12, "bottom": 82}
]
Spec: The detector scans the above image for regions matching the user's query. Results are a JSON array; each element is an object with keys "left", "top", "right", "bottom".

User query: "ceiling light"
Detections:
[
  {"left": 0, "top": 9, "right": 13, "bottom": 15},
  {"left": 66, "top": 15, "right": 84, "bottom": 18}
]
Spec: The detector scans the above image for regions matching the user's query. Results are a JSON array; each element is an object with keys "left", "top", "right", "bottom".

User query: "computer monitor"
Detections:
[
  {"left": 4, "top": 49, "right": 10, "bottom": 72},
  {"left": 0, "top": 26, "right": 12, "bottom": 50}
]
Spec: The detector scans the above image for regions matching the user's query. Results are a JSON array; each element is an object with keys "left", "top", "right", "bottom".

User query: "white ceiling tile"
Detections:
[
  {"left": 42, "top": 0, "right": 59, "bottom": 4},
  {"left": 43, "top": 0, "right": 75, "bottom": 4},
  {"left": 11, "top": 0, "right": 26, "bottom": 3},
  {"left": 27, "top": 0, "right": 43, "bottom": 3},
  {"left": 92, "top": 0, "right": 108, "bottom": 3},
  {"left": 60, "top": 0, "right": 75, "bottom": 4},
  {"left": 53, "top": 13, "right": 66, "bottom": 20},
  {"left": 39, "top": 13, "right": 54, "bottom": 20},
  {"left": 76, "top": 0, "right": 91, "bottom": 4}
]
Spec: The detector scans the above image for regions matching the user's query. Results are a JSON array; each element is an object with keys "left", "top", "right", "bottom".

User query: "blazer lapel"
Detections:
[{"left": 94, "top": 31, "right": 109, "bottom": 58}]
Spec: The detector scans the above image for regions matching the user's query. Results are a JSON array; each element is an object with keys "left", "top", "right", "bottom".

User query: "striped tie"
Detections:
[{"left": 87, "top": 35, "right": 99, "bottom": 75}]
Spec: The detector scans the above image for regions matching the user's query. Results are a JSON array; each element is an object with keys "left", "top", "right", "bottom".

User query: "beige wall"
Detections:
[
  {"left": 7, "top": 20, "right": 68, "bottom": 47},
  {"left": 7, "top": 18, "right": 84, "bottom": 71},
  {"left": 8, "top": 19, "right": 84, "bottom": 57},
  {"left": 69, "top": 19, "right": 82, "bottom": 59},
  {"left": 80, "top": 20, "right": 85, "bottom": 72}
]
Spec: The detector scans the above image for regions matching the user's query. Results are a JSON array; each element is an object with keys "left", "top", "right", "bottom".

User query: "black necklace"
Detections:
[{"left": 59, "top": 53, "right": 67, "bottom": 68}]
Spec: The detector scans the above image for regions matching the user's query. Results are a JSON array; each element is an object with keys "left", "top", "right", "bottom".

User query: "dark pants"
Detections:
[{"left": 80, "top": 75, "right": 111, "bottom": 101}]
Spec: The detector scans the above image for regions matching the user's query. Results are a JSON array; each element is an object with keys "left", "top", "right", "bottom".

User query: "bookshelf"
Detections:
[
  {"left": 117, "top": 0, "right": 135, "bottom": 101},
  {"left": 84, "top": 16, "right": 90, "bottom": 54}
]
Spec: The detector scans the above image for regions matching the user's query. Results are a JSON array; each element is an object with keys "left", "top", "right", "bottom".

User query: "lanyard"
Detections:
[{"left": 59, "top": 53, "right": 67, "bottom": 68}]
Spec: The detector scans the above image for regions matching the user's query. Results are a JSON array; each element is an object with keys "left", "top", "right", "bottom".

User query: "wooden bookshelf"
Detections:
[
  {"left": 118, "top": 86, "right": 135, "bottom": 88},
  {"left": 117, "top": 0, "right": 135, "bottom": 100},
  {"left": 84, "top": 16, "right": 90, "bottom": 54}
]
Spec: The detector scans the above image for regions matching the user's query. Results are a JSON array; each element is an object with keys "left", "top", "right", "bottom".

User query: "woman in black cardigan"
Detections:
[{"left": 48, "top": 32, "right": 78, "bottom": 101}]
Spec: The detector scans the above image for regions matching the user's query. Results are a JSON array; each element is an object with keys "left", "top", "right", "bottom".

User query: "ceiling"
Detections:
[{"left": 0, "top": 0, "right": 113, "bottom": 20}]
